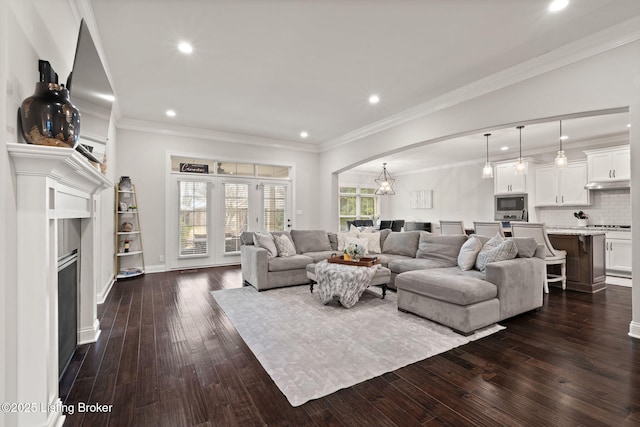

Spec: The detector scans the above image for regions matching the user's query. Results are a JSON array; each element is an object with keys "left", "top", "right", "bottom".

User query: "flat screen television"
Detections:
[{"left": 67, "top": 19, "right": 114, "bottom": 164}]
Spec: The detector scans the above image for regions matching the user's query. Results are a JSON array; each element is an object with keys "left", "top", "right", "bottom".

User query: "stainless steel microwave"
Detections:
[{"left": 494, "top": 194, "right": 528, "bottom": 221}]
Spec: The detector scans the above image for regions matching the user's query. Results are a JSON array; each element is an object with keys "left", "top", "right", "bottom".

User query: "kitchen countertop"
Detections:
[{"left": 547, "top": 228, "right": 607, "bottom": 236}]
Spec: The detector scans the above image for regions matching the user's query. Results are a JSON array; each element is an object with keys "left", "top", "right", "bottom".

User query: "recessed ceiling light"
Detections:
[
  {"left": 560, "top": 135, "right": 568, "bottom": 140},
  {"left": 166, "top": 110, "right": 176, "bottom": 117},
  {"left": 178, "top": 42, "right": 193, "bottom": 54},
  {"left": 368, "top": 94, "right": 380, "bottom": 104},
  {"left": 548, "top": 0, "right": 569, "bottom": 12},
  {"left": 300, "top": 131, "right": 308, "bottom": 138},
  {"left": 501, "top": 146, "right": 509, "bottom": 151},
  {"left": 628, "top": 124, "right": 632, "bottom": 128}
]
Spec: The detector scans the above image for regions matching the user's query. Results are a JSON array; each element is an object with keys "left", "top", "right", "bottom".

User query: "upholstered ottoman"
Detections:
[
  {"left": 306, "top": 263, "right": 391, "bottom": 299},
  {"left": 395, "top": 270, "right": 500, "bottom": 335}
]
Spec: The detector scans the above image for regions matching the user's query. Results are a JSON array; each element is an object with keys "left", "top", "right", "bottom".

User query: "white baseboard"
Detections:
[
  {"left": 77, "top": 319, "right": 101, "bottom": 345},
  {"left": 97, "top": 275, "right": 115, "bottom": 304},
  {"left": 629, "top": 321, "right": 640, "bottom": 340},
  {"left": 145, "top": 264, "right": 167, "bottom": 273},
  {"left": 46, "top": 399, "right": 65, "bottom": 427},
  {"left": 606, "top": 276, "right": 632, "bottom": 287}
]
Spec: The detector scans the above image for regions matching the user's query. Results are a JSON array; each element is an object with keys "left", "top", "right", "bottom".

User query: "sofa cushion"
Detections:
[
  {"left": 457, "top": 236, "right": 483, "bottom": 271},
  {"left": 268, "top": 254, "right": 314, "bottom": 272},
  {"left": 396, "top": 270, "right": 497, "bottom": 306},
  {"left": 379, "top": 229, "right": 392, "bottom": 249},
  {"left": 509, "top": 237, "right": 538, "bottom": 258},
  {"left": 388, "top": 258, "right": 453, "bottom": 274},
  {"left": 382, "top": 231, "right": 420, "bottom": 257},
  {"left": 253, "top": 232, "right": 278, "bottom": 258},
  {"left": 274, "top": 233, "right": 296, "bottom": 257},
  {"left": 416, "top": 234, "right": 468, "bottom": 267},
  {"left": 303, "top": 250, "right": 337, "bottom": 263},
  {"left": 291, "top": 230, "right": 332, "bottom": 254},
  {"left": 374, "top": 253, "right": 413, "bottom": 268},
  {"left": 474, "top": 234, "right": 503, "bottom": 270},
  {"left": 476, "top": 239, "right": 518, "bottom": 272},
  {"left": 432, "top": 266, "right": 486, "bottom": 281}
]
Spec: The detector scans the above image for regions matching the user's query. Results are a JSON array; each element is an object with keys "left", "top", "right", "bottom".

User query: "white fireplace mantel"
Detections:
[{"left": 7, "top": 143, "right": 112, "bottom": 427}]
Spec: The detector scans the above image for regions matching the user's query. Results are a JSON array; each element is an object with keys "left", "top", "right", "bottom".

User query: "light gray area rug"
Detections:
[{"left": 211, "top": 285, "right": 504, "bottom": 407}]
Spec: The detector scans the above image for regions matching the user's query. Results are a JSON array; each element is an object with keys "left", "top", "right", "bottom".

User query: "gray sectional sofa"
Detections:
[{"left": 240, "top": 228, "right": 545, "bottom": 334}]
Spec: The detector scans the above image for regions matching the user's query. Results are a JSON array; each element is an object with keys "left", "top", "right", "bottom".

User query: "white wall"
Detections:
[
  {"left": 1, "top": 0, "right": 9, "bottom": 424},
  {"left": 390, "top": 162, "right": 495, "bottom": 230},
  {"left": 115, "top": 127, "right": 320, "bottom": 270}
]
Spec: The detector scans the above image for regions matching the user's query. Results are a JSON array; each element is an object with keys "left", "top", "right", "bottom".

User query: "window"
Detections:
[
  {"left": 263, "top": 183, "right": 287, "bottom": 231},
  {"left": 339, "top": 186, "right": 378, "bottom": 231},
  {"left": 179, "top": 181, "right": 208, "bottom": 256},
  {"left": 224, "top": 183, "right": 249, "bottom": 253}
]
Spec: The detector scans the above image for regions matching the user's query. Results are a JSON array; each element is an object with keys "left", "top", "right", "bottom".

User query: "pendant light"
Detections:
[
  {"left": 554, "top": 120, "right": 568, "bottom": 168},
  {"left": 482, "top": 133, "right": 493, "bottom": 179},
  {"left": 514, "top": 125, "right": 526, "bottom": 175},
  {"left": 375, "top": 163, "right": 395, "bottom": 195}
]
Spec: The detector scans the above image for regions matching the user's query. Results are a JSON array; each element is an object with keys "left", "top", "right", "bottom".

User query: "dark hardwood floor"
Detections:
[{"left": 60, "top": 267, "right": 640, "bottom": 426}]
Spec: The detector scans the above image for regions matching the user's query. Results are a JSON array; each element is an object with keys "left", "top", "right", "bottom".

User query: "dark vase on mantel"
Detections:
[{"left": 19, "top": 60, "right": 80, "bottom": 149}]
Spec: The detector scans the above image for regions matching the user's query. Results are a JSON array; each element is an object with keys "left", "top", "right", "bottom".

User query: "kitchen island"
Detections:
[{"left": 547, "top": 228, "right": 606, "bottom": 293}]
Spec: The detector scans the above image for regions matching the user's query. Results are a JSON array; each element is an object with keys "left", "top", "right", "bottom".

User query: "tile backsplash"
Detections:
[{"left": 535, "top": 189, "right": 631, "bottom": 227}]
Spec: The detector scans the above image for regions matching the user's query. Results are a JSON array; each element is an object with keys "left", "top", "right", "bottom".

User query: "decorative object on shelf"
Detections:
[
  {"left": 118, "top": 176, "right": 132, "bottom": 191},
  {"left": 375, "top": 163, "right": 395, "bottom": 195},
  {"left": 555, "top": 120, "right": 568, "bottom": 169},
  {"left": 482, "top": 133, "right": 494, "bottom": 179},
  {"left": 344, "top": 243, "right": 366, "bottom": 262},
  {"left": 574, "top": 211, "right": 588, "bottom": 227},
  {"left": 19, "top": 60, "right": 81, "bottom": 149},
  {"left": 115, "top": 180, "right": 145, "bottom": 279},
  {"left": 514, "top": 125, "right": 527, "bottom": 175}
]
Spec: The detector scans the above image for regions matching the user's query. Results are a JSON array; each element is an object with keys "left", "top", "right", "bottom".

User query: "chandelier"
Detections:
[{"left": 375, "top": 163, "right": 395, "bottom": 195}]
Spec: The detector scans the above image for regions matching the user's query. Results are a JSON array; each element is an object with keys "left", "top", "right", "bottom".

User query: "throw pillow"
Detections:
[
  {"left": 337, "top": 231, "right": 358, "bottom": 251},
  {"left": 475, "top": 239, "right": 518, "bottom": 272},
  {"left": 344, "top": 237, "right": 370, "bottom": 255},
  {"left": 274, "top": 234, "right": 296, "bottom": 257},
  {"left": 357, "top": 232, "right": 382, "bottom": 254},
  {"left": 253, "top": 232, "right": 278, "bottom": 258},
  {"left": 509, "top": 237, "right": 538, "bottom": 258},
  {"left": 474, "top": 233, "right": 504, "bottom": 270},
  {"left": 457, "top": 236, "right": 483, "bottom": 271}
]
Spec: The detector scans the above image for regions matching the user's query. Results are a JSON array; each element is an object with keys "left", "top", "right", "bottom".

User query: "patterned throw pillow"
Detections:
[
  {"left": 274, "top": 234, "right": 296, "bottom": 257},
  {"left": 457, "top": 236, "right": 483, "bottom": 271},
  {"left": 475, "top": 239, "right": 518, "bottom": 272},
  {"left": 253, "top": 232, "right": 278, "bottom": 258},
  {"left": 474, "top": 233, "right": 504, "bottom": 270}
]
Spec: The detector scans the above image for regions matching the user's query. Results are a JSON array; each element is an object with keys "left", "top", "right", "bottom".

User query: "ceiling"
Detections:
[{"left": 90, "top": 0, "right": 640, "bottom": 151}]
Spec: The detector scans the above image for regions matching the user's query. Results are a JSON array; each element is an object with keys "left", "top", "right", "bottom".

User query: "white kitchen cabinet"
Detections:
[
  {"left": 585, "top": 146, "right": 630, "bottom": 182},
  {"left": 534, "top": 161, "right": 589, "bottom": 206},
  {"left": 605, "top": 231, "right": 632, "bottom": 278},
  {"left": 495, "top": 162, "right": 527, "bottom": 194}
]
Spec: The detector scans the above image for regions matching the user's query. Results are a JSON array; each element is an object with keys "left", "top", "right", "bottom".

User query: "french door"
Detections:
[{"left": 167, "top": 175, "right": 291, "bottom": 269}]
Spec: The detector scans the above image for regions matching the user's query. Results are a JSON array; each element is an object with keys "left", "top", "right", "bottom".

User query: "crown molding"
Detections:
[
  {"left": 117, "top": 118, "right": 320, "bottom": 153},
  {"left": 319, "top": 15, "right": 640, "bottom": 153}
]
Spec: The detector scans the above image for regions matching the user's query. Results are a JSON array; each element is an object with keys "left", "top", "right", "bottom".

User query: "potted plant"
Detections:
[{"left": 344, "top": 243, "right": 366, "bottom": 262}]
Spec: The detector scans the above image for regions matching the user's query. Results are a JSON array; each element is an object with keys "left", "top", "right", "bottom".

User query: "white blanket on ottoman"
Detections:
[{"left": 315, "top": 260, "right": 379, "bottom": 308}]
